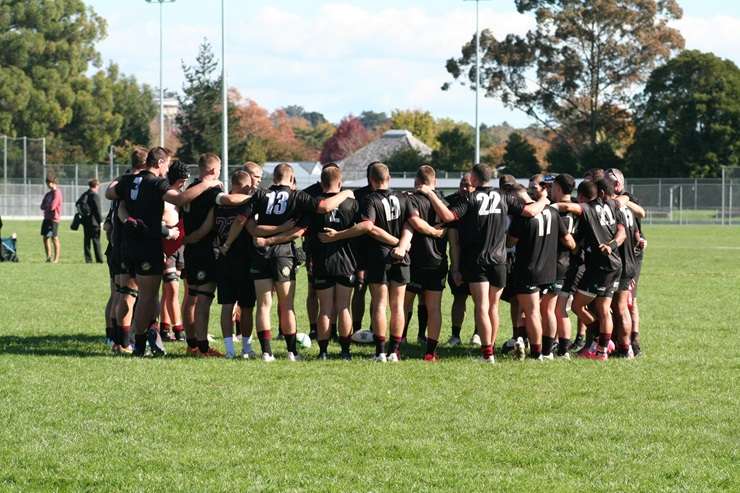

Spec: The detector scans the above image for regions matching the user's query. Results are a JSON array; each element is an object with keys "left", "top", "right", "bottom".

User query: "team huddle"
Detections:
[{"left": 102, "top": 146, "right": 646, "bottom": 362}]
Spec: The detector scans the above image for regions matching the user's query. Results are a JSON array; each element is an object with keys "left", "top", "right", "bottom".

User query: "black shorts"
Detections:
[
  {"left": 217, "top": 257, "right": 255, "bottom": 307},
  {"left": 366, "top": 263, "right": 410, "bottom": 285},
  {"left": 163, "top": 248, "right": 184, "bottom": 283},
  {"left": 127, "top": 251, "right": 165, "bottom": 276},
  {"left": 184, "top": 247, "right": 217, "bottom": 286},
  {"left": 447, "top": 271, "right": 470, "bottom": 296},
  {"left": 251, "top": 256, "right": 297, "bottom": 283},
  {"left": 577, "top": 267, "right": 621, "bottom": 299},
  {"left": 617, "top": 276, "right": 634, "bottom": 292},
  {"left": 463, "top": 261, "right": 507, "bottom": 288},
  {"left": 40, "top": 219, "right": 59, "bottom": 238},
  {"left": 305, "top": 258, "right": 315, "bottom": 285},
  {"left": 561, "top": 263, "right": 585, "bottom": 295},
  {"left": 314, "top": 274, "right": 356, "bottom": 291},
  {"left": 408, "top": 265, "right": 447, "bottom": 293}
]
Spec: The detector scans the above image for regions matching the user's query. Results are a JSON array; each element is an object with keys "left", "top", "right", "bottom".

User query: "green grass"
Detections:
[{"left": 0, "top": 220, "right": 738, "bottom": 492}]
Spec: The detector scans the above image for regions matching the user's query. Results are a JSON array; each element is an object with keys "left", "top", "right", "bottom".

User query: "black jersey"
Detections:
[
  {"left": 409, "top": 191, "right": 448, "bottom": 269},
  {"left": 623, "top": 192, "right": 646, "bottom": 261},
  {"left": 361, "top": 189, "right": 412, "bottom": 266},
  {"left": 445, "top": 191, "right": 466, "bottom": 207},
  {"left": 556, "top": 209, "right": 579, "bottom": 280},
  {"left": 577, "top": 198, "right": 624, "bottom": 273},
  {"left": 351, "top": 185, "right": 373, "bottom": 261},
  {"left": 117, "top": 170, "right": 170, "bottom": 241},
  {"left": 250, "top": 184, "right": 319, "bottom": 257},
  {"left": 183, "top": 179, "right": 223, "bottom": 252},
  {"left": 309, "top": 193, "right": 358, "bottom": 278},
  {"left": 509, "top": 205, "right": 568, "bottom": 286},
  {"left": 301, "top": 181, "right": 324, "bottom": 255},
  {"left": 449, "top": 186, "right": 523, "bottom": 267},
  {"left": 215, "top": 204, "right": 250, "bottom": 261},
  {"left": 617, "top": 204, "right": 638, "bottom": 279}
]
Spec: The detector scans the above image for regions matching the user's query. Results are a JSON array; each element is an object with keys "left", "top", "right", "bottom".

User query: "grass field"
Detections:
[{"left": 0, "top": 220, "right": 738, "bottom": 492}]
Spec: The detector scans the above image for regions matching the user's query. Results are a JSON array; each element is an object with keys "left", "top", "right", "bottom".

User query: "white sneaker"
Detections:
[
  {"left": 513, "top": 337, "right": 526, "bottom": 361},
  {"left": 470, "top": 334, "right": 482, "bottom": 346},
  {"left": 480, "top": 355, "right": 496, "bottom": 364},
  {"left": 261, "top": 353, "right": 275, "bottom": 362},
  {"left": 242, "top": 350, "right": 257, "bottom": 360},
  {"left": 558, "top": 352, "right": 571, "bottom": 360},
  {"left": 446, "top": 336, "right": 462, "bottom": 347},
  {"left": 540, "top": 353, "right": 554, "bottom": 361},
  {"left": 372, "top": 353, "right": 387, "bottom": 363},
  {"left": 387, "top": 352, "right": 399, "bottom": 363},
  {"left": 287, "top": 352, "right": 301, "bottom": 362}
]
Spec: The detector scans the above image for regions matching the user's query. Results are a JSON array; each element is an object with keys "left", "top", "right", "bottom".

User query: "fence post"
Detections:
[
  {"left": 730, "top": 182, "right": 733, "bottom": 226},
  {"left": 694, "top": 178, "right": 698, "bottom": 210},
  {"left": 679, "top": 185, "right": 683, "bottom": 225},
  {"left": 658, "top": 178, "right": 662, "bottom": 208},
  {"left": 669, "top": 187, "right": 673, "bottom": 222},
  {"left": 42, "top": 137, "right": 47, "bottom": 182},
  {"left": 721, "top": 168, "right": 726, "bottom": 225},
  {"left": 22, "top": 136, "right": 27, "bottom": 185},
  {"left": 74, "top": 164, "right": 79, "bottom": 208},
  {"left": 2, "top": 135, "right": 7, "bottom": 185}
]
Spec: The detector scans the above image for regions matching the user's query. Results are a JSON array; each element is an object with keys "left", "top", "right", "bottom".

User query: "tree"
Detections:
[
  {"left": 176, "top": 40, "right": 241, "bottom": 164},
  {"left": 386, "top": 148, "right": 428, "bottom": 173},
  {"left": 108, "top": 65, "right": 157, "bottom": 147},
  {"left": 319, "top": 116, "right": 371, "bottom": 164},
  {"left": 502, "top": 132, "right": 540, "bottom": 177},
  {"left": 627, "top": 50, "right": 740, "bottom": 177},
  {"left": 546, "top": 141, "right": 580, "bottom": 176},
  {"left": 359, "top": 110, "right": 390, "bottom": 131},
  {"left": 444, "top": 0, "right": 684, "bottom": 150},
  {"left": 390, "top": 110, "right": 437, "bottom": 148},
  {"left": 432, "top": 126, "right": 474, "bottom": 170},
  {"left": 282, "top": 105, "right": 327, "bottom": 128}
]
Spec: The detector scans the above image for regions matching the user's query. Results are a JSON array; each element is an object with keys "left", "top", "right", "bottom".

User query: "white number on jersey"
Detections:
[
  {"left": 621, "top": 207, "right": 634, "bottom": 228},
  {"left": 266, "top": 191, "right": 289, "bottom": 215},
  {"left": 329, "top": 208, "right": 341, "bottom": 224},
  {"left": 477, "top": 191, "right": 502, "bottom": 216},
  {"left": 564, "top": 214, "right": 575, "bottom": 234},
  {"left": 595, "top": 204, "right": 616, "bottom": 226},
  {"left": 535, "top": 208, "right": 553, "bottom": 237},
  {"left": 130, "top": 176, "right": 143, "bottom": 201},
  {"left": 381, "top": 196, "right": 401, "bottom": 221}
]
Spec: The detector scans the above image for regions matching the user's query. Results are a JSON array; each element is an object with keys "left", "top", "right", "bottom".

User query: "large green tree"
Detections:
[
  {"left": 627, "top": 50, "right": 740, "bottom": 177},
  {"left": 432, "top": 125, "right": 474, "bottom": 171},
  {"left": 390, "top": 110, "right": 437, "bottom": 148},
  {"left": 444, "top": 0, "right": 684, "bottom": 151},
  {"left": 502, "top": 132, "right": 540, "bottom": 177}
]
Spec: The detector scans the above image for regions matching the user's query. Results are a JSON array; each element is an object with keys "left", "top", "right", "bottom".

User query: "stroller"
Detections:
[{"left": 1, "top": 235, "right": 18, "bottom": 262}]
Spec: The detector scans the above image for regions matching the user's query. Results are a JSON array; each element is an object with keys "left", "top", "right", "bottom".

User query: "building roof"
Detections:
[{"left": 339, "top": 129, "right": 433, "bottom": 180}]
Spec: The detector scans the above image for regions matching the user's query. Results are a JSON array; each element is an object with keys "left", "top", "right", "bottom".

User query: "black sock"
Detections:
[
  {"left": 309, "top": 323, "right": 317, "bottom": 336},
  {"left": 574, "top": 334, "right": 584, "bottom": 344},
  {"left": 285, "top": 333, "right": 298, "bottom": 354},
  {"left": 426, "top": 338, "right": 438, "bottom": 355},
  {"left": 186, "top": 338, "right": 198, "bottom": 349},
  {"left": 586, "top": 322, "right": 599, "bottom": 343},
  {"left": 198, "top": 340, "right": 209, "bottom": 353},
  {"left": 557, "top": 338, "right": 571, "bottom": 356},
  {"left": 374, "top": 335, "right": 386, "bottom": 356},
  {"left": 112, "top": 322, "right": 120, "bottom": 345},
  {"left": 258, "top": 330, "right": 272, "bottom": 355},
  {"left": 339, "top": 336, "right": 351, "bottom": 354},
  {"left": 134, "top": 334, "right": 147, "bottom": 352},
  {"left": 402, "top": 311, "right": 412, "bottom": 339},
  {"left": 530, "top": 344, "right": 542, "bottom": 359},
  {"left": 451, "top": 325, "right": 461, "bottom": 338},
  {"left": 542, "top": 336, "right": 554, "bottom": 356},
  {"left": 417, "top": 304, "right": 428, "bottom": 339},
  {"left": 318, "top": 339, "right": 329, "bottom": 354},
  {"left": 330, "top": 323, "right": 337, "bottom": 340},
  {"left": 515, "top": 326, "right": 527, "bottom": 340},
  {"left": 388, "top": 336, "right": 403, "bottom": 355}
]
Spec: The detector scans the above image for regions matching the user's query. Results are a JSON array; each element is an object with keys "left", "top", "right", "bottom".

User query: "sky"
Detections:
[{"left": 88, "top": 0, "right": 740, "bottom": 128}]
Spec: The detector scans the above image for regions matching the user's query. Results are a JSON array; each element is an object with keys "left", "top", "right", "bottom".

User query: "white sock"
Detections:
[{"left": 224, "top": 337, "right": 235, "bottom": 355}]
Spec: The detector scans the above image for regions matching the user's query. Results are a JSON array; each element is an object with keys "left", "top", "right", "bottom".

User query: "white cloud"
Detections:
[{"left": 674, "top": 15, "right": 740, "bottom": 63}]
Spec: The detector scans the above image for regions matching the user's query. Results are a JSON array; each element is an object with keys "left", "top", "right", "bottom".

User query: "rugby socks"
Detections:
[
  {"left": 403, "top": 312, "right": 413, "bottom": 339},
  {"left": 224, "top": 337, "right": 235, "bottom": 356},
  {"left": 257, "top": 330, "right": 272, "bottom": 355},
  {"left": 318, "top": 339, "right": 329, "bottom": 355},
  {"left": 426, "top": 338, "right": 438, "bottom": 356},
  {"left": 542, "top": 336, "right": 554, "bottom": 357},
  {"left": 173, "top": 324, "right": 184, "bottom": 336},
  {"left": 330, "top": 323, "right": 337, "bottom": 340},
  {"left": 161, "top": 322, "right": 171, "bottom": 332},
  {"left": 515, "top": 326, "right": 527, "bottom": 341},
  {"left": 617, "top": 344, "right": 631, "bottom": 356},
  {"left": 557, "top": 338, "right": 571, "bottom": 356},
  {"left": 530, "top": 344, "right": 542, "bottom": 359},
  {"left": 339, "top": 336, "right": 351, "bottom": 354},
  {"left": 374, "top": 334, "right": 386, "bottom": 356},
  {"left": 598, "top": 333, "right": 611, "bottom": 352},
  {"left": 482, "top": 344, "right": 494, "bottom": 359},
  {"left": 417, "top": 305, "right": 428, "bottom": 340},
  {"left": 186, "top": 338, "right": 198, "bottom": 349},
  {"left": 119, "top": 325, "right": 131, "bottom": 347},
  {"left": 585, "top": 322, "right": 599, "bottom": 344},
  {"left": 451, "top": 325, "right": 461, "bottom": 338},
  {"left": 134, "top": 334, "right": 147, "bottom": 354},
  {"left": 198, "top": 340, "right": 210, "bottom": 353},
  {"left": 388, "top": 336, "right": 403, "bottom": 356},
  {"left": 285, "top": 333, "right": 298, "bottom": 355},
  {"left": 309, "top": 323, "right": 317, "bottom": 339},
  {"left": 242, "top": 338, "right": 253, "bottom": 355}
]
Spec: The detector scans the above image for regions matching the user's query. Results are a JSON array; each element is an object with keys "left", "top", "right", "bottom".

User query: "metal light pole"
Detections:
[
  {"left": 465, "top": 0, "right": 490, "bottom": 165},
  {"left": 221, "top": 0, "right": 229, "bottom": 184},
  {"left": 146, "top": 0, "right": 175, "bottom": 148}
]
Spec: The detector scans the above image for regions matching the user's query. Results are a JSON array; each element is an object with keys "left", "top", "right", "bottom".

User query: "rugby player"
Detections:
[
  {"left": 419, "top": 164, "right": 549, "bottom": 363},
  {"left": 106, "top": 147, "right": 219, "bottom": 357},
  {"left": 407, "top": 165, "right": 449, "bottom": 361},
  {"left": 351, "top": 164, "right": 377, "bottom": 336}
]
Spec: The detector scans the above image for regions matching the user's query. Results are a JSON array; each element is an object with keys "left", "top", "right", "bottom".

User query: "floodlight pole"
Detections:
[
  {"left": 465, "top": 0, "right": 490, "bottom": 164},
  {"left": 221, "top": 0, "right": 229, "bottom": 185},
  {"left": 146, "top": 0, "right": 175, "bottom": 148}
]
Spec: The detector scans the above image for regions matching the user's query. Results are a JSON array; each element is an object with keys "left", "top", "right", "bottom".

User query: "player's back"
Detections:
[
  {"left": 363, "top": 189, "right": 410, "bottom": 264},
  {"left": 119, "top": 170, "right": 168, "bottom": 232},
  {"left": 579, "top": 198, "right": 622, "bottom": 272},
  {"left": 253, "top": 184, "right": 318, "bottom": 257},
  {"left": 409, "top": 191, "right": 448, "bottom": 269},
  {"left": 183, "top": 179, "right": 222, "bottom": 247},
  {"left": 311, "top": 193, "right": 358, "bottom": 276},
  {"left": 617, "top": 204, "right": 638, "bottom": 279},
  {"left": 510, "top": 205, "right": 563, "bottom": 285}
]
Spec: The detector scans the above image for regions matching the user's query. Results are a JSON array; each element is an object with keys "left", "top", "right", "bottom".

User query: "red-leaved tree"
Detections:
[{"left": 319, "top": 116, "right": 371, "bottom": 164}]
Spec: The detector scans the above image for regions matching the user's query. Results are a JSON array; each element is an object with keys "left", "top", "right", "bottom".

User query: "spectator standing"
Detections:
[
  {"left": 77, "top": 179, "right": 103, "bottom": 263},
  {"left": 40, "top": 176, "right": 62, "bottom": 263}
]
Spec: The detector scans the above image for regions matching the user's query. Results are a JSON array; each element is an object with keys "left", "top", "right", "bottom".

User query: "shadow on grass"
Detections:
[{"left": 0, "top": 334, "right": 113, "bottom": 358}]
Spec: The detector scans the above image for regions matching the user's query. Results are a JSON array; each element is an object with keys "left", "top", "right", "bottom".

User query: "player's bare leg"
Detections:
[
  {"left": 449, "top": 292, "right": 467, "bottom": 344},
  {"left": 555, "top": 294, "right": 573, "bottom": 356},
  {"left": 402, "top": 290, "right": 416, "bottom": 342},
  {"left": 630, "top": 298, "right": 641, "bottom": 356},
  {"left": 612, "top": 291, "right": 633, "bottom": 357},
  {"left": 352, "top": 272, "right": 368, "bottom": 333},
  {"left": 192, "top": 283, "right": 217, "bottom": 356},
  {"left": 114, "top": 274, "right": 137, "bottom": 352},
  {"left": 369, "top": 283, "right": 389, "bottom": 361},
  {"left": 316, "top": 287, "right": 335, "bottom": 359},
  {"left": 517, "top": 292, "right": 544, "bottom": 359},
  {"left": 52, "top": 237, "right": 61, "bottom": 263},
  {"left": 43, "top": 237, "right": 52, "bottom": 261},
  {"left": 334, "top": 284, "right": 353, "bottom": 359},
  {"left": 220, "top": 302, "right": 237, "bottom": 358},
  {"left": 307, "top": 280, "right": 319, "bottom": 339},
  {"left": 182, "top": 280, "right": 198, "bottom": 353},
  {"left": 592, "top": 297, "right": 614, "bottom": 360},
  {"left": 274, "top": 280, "right": 299, "bottom": 359},
  {"left": 540, "top": 292, "right": 558, "bottom": 358},
  {"left": 423, "top": 290, "right": 443, "bottom": 361},
  {"left": 386, "top": 282, "right": 407, "bottom": 361},
  {"left": 254, "top": 279, "right": 274, "bottom": 359},
  {"left": 469, "top": 282, "right": 494, "bottom": 362}
]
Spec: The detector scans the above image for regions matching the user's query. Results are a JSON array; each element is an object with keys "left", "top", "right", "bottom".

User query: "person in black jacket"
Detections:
[{"left": 78, "top": 179, "right": 103, "bottom": 263}]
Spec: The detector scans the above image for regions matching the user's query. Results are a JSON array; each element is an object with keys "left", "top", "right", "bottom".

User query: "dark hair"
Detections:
[
  {"left": 322, "top": 162, "right": 339, "bottom": 170},
  {"left": 595, "top": 178, "right": 615, "bottom": 197},
  {"left": 369, "top": 162, "right": 389, "bottom": 184},
  {"left": 231, "top": 170, "right": 250, "bottom": 188},
  {"left": 88, "top": 179, "right": 99, "bottom": 188},
  {"left": 167, "top": 160, "right": 190, "bottom": 185},
  {"left": 273, "top": 163, "right": 293, "bottom": 183},
  {"left": 471, "top": 164, "right": 492, "bottom": 184},
  {"left": 554, "top": 173, "right": 576, "bottom": 194},
  {"left": 584, "top": 168, "right": 605, "bottom": 181},
  {"left": 131, "top": 147, "right": 148, "bottom": 169},
  {"left": 416, "top": 164, "right": 435, "bottom": 185},
  {"left": 498, "top": 174, "right": 517, "bottom": 191},
  {"left": 577, "top": 180, "right": 597, "bottom": 201},
  {"left": 198, "top": 153, "right": 221, "bottom": 169},
  {"left": 367, "top": 161, "right": 382, "bottom": 179},
  {"left": 46, "top": 176, "right": 57, "bottom": 185},
  {"left": 146, "top": 147, "right": 170, "bottom": 167},
  {"left": 321, "top": 166, "right": 342, "bottom": 188}
]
